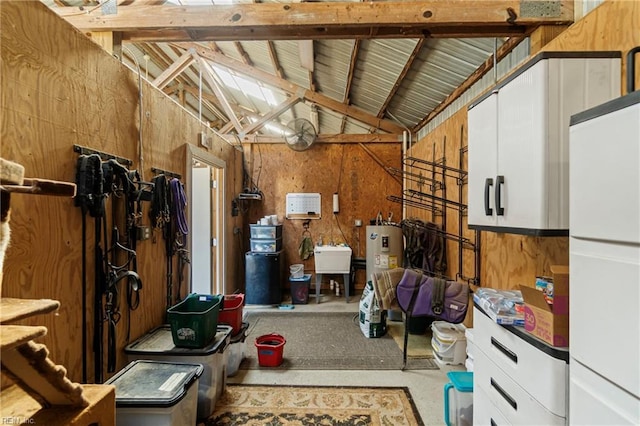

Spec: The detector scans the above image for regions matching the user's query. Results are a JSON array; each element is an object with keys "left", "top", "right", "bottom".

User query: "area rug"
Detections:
[
  {"left": 204, "top": 384, "right": 424, "bottom": 426},
  {"left": 240, "top": 311, "right": 438, "bottom": 370}
]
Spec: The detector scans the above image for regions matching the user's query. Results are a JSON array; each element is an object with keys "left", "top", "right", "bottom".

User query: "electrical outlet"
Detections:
[
  {"left": 198, "top": 132, "right": 211, "bottom": 149},
  {"left": 354, "top": 219, "right": 362, "bottom": 227}
]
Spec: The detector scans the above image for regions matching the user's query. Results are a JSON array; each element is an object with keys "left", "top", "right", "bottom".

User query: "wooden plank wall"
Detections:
[
  {"left": 243, "top": 142, "right": 402, "bottom": 289},
  {"left": 412, "top": 0, "right": 640, "bottom": 293},
  {"left": 0, "top": 1, "right": 243, "bottom": 383}
]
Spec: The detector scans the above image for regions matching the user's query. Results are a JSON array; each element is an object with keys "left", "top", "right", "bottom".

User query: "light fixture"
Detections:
[{"left": 298, "top": 40, "right": 314, "bottom": 72}]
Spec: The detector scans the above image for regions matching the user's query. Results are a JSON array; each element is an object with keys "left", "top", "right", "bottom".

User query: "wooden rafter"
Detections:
[
  {"left": 377, "top": 38, "right": 426, "bottom": 119},
  {"left": 54, "top": 1, "right": 573, "bottom": 41},
  {"left": 177, "top": 43, "right": 404, "bottom": 134},
  {"left": 239, "top": 96, "right": 301, "bottom": 137},
  {"left": 412, "top": 35, "right": 526, "bottom": 131},
  {"left": 235, "top": 133, "right": 402, "bottom": 144},
  {"left": 340, "top": 39, "right": 361, "bottom": 133},
  {"left": 152, "top": 49, "right": 196, "bottom": 89},
  {"left": 233, "top": 42, "right": 252, "bottom": 66},
  {"left": 267, "top": 41, "right": 284, "bottom": 79},
  {"left": 197, "top": 57, "right": 243, "bottom": 132}
]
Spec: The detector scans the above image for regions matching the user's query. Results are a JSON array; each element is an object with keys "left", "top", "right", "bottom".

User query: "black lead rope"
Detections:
[
  {"left": 74, "top": 154, "right": 103, "bottom": 383},
  {"left": 402, "top": 271, "right": 423, "bottom": 370}
]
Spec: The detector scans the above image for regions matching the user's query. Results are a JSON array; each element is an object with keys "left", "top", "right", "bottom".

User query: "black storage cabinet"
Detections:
[{"left": 245, "top": 250, "right": 283, "bottom": 305}]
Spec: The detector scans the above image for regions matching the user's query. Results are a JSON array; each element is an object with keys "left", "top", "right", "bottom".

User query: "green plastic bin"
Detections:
[{"left": 167, "top": 294, "right": 222, "bottom": 348}]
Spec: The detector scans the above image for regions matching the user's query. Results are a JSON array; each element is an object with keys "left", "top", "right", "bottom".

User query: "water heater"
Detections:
[{"left": 366, "top": 225, "right": 404, "bottom": 283}]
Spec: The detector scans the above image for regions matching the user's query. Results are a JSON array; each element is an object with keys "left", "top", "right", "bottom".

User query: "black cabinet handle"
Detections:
[
  {"left": 491, "top": 337, "right": 518, "bottom": 364},
  {"left": 491, "top": 378, "right": 517, "bottom": 410},
  {"left": 484, "top": 178, "right": 494, "bottom": 216},
  {"left": 495, "top": 175, "right": 505, "bottom": 216}
]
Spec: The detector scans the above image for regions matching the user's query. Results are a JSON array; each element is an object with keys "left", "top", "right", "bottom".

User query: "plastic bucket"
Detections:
[
  {"left": 289, "top": 264, "right": 304, "bottom": 278},
  {"left": 218, "top": 294, "right": 245, "bottom": 336},
  {"left": 255, "top": 334, "right": 286, "bottom": 367}
]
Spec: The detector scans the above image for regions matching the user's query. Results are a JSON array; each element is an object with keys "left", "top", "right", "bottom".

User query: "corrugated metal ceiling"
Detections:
[{"left": 42, "top": 0, "right": 536, "bottom": 138}]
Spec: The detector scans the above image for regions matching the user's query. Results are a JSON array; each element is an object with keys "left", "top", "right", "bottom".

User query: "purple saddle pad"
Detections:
[{"left": 396, "top": 268, "right": 469, "bottom": 324}]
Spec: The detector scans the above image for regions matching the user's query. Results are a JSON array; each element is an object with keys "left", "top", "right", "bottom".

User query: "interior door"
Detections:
[{"left": 187, "top": 145, "right": 226, "bottom": 296}]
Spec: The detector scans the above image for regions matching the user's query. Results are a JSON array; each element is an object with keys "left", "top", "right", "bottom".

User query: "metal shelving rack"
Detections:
[{"left": 388, "top": 128, "right": 480, "bottom": 285}]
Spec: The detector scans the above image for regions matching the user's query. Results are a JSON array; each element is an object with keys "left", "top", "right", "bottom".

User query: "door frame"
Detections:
[{"left": 186, "top": 144, "right": 227, "bottom": 295}]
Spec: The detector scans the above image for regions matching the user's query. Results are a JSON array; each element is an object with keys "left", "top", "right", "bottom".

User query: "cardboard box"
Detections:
[{"left": 520, "top": 265, "right": 569, "bottom": 347}]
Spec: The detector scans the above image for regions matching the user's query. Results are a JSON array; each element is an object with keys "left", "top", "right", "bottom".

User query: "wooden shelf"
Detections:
[
  {"left": 0, "top": 298, "right": 60, "bottom": 324},
  {"left": 0, "top": 325, "right": 47, "bottom": 351},
  {"left": 1, "top": 383, "right": 115, "bottom": 426}
]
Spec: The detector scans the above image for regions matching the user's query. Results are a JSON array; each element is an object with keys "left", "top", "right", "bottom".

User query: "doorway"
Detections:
[{"left": 186, "top": 144, "right": 226, "bottom": 295}]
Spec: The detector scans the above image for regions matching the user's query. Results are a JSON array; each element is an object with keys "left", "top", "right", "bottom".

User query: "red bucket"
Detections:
[
  {"left": 218, "top": 294, "right": 245, "bottom": 335},
  {"left": 255, "top": 333, "right": 286, "bottom": 367}
]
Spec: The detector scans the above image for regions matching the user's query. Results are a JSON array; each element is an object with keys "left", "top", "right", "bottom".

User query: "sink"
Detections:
[{"left": 314, "top": 245, "right": 352, "bottom": 274}]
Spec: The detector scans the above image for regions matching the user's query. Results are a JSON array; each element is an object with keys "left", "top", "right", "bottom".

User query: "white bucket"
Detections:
[{"left": 289, "top": 264, "right": 304, "bottom": 278}]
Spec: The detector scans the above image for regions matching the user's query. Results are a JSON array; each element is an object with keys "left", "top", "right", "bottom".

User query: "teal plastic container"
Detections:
[
  {"left": 444, "top": 371, "right": 473, "bottom": 426},
  {"left": 167, "top": 294, "right": 222, "bottom": 348}
]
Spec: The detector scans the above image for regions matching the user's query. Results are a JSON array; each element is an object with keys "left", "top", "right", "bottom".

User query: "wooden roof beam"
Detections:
[
  {"left": 234, "top": 133, "right": 402, "bottom": 144},
  {"left": 178, "top": 43, "right": 404, "bottom": 134},
  {"left": 197, "top": 57, "right": 243, "bottom": 132},
  {"left": 340, "top": 39, "right": 361, "bottom": 134},
  {"left": 54, "top": 1, "right": 573, "bottom": 41},
  {"left": 152, "top": 48, "right": 196, "bottom": 89},
  {"left": 267, "top": 41, "right": 285, "bottom": 79},
  {"left": 239, "top": 96, "right": 301, "bottom": 137},
  {"left": 233, "top": 42, "right": 253, "bottom": 66},
  {"left": 377, "top": 38, "right": 425, "bottom": 119}
]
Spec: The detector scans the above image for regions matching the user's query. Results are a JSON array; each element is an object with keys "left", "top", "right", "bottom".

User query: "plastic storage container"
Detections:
[
  {"left": 226, "top": 322, "right": 249, "bottom": 377},
  {"left": 255, "top": 333, "right": 286, "bottom": 367},
  {"left": 464, "top": 328, "right": 475, "bottom": 372},
  {"left": 250, "top": 237, "right": 283, "bottom": 253},
  {"left": 289, "top": 263, "right": 304, "bottom": 278},
  {"left": 167, "top": 293, "right": 222, "bottom": 348},
  {"left": 431, "top": 321, "right": 467, "bottom": 366},
  {"left": 124, "top": 324, "right": 232, "bottom": 420},
  {"left": 250, "top": 224, "right": 282, "bottom": 239},
  {"left": 444, "top": 371, "right": 474, "bottom": 426},
  {"left": 218, "top": 294, "right": 244, "bottom": 335},
  {"left": 105, "top": 360, "right": 203, "bottom": 426},
  {"left": 289, "top": 274, "right": 311, "bottom": 304}
]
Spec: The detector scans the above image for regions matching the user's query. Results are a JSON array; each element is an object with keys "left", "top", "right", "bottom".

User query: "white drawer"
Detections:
[
  {"left": 475, "top": 348, "right": 566, "bottom": 425},
  {"left": 570, "top": 359, "right": 640, "bottom": 425},
  {"left": 473, "top": 307, "right": 568, "bottom": 417},
  {"left": 474, "top": 383, "right": 510, "bottom": 426}
]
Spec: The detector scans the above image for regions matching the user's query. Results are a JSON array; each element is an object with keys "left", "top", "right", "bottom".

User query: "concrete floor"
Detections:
[{"left": 231, "top": 292, "right": 466, "bottom": 426}]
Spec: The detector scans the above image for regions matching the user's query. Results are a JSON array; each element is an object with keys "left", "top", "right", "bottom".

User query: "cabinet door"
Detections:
[
  {"left": 468, "top": 92, "right": 498, "bottom": 228},
  {"left": 570, "top": 101, "right": 640, "bottom": 244},
  {"left": 496, "top": 60, "right": 548, "bottom": 230}
]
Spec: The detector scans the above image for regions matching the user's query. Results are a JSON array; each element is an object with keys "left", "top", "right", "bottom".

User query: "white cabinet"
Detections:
[
  {"left": 472, "top": 307, "right": 569, "bottom": 425},
  {"left": 468, "top": 52, "right": 620, "bottom": 235},
  {"left": 569, "top": 87, "right": 640, "bottom": 424}
]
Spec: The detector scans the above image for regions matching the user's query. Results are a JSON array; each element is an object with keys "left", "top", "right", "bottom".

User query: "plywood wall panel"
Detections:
[
  {"left": 1, "top": 1, "right": 242, "bottom": 383},
  {"left": 542, "top": 0, "right": 640, "bottom": 93},
  {"left": 245, "top": 142, "right": 402, "bottom": 289}
]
